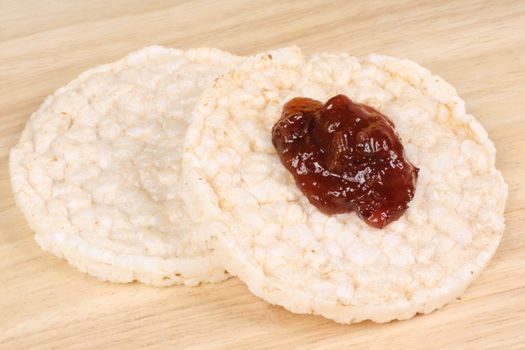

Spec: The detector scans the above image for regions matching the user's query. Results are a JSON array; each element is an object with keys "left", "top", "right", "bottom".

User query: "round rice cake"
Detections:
[
  {"left": 10, "top": 45, "right": 242, "bottom": 286},
  {"left": 183, "top": 47, "right": 508, "bottom": 322}
]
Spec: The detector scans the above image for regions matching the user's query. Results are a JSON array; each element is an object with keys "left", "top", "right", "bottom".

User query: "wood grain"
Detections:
[{"left": 1, "top": 1, "right": 524, "bottom": 349}]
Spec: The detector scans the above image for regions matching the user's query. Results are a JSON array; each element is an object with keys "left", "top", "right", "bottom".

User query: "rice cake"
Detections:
[
  {"left": 10, "top": 46, "right": 241, "bottom": 286},
  {"left": 183, "top": 47, "right": 508, "bottom": 322}
]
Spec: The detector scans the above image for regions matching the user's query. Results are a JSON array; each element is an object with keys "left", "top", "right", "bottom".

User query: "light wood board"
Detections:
[{"left": 1, "top": 1, "right": 524, "bottom": 349}]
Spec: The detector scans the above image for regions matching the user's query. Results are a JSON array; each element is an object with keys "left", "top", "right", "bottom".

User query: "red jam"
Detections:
[{"left": 272, "top": 94, "right": 418, "bottom": 228}]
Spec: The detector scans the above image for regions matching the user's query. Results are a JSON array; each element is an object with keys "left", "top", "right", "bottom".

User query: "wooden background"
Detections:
[{"left": 1, "top": 1, "right": 524, "bottom": 349}]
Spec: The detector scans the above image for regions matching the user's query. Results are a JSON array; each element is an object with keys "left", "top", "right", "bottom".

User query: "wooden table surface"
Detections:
[{"left": 1, "top": 1, "right": 524, "bottom": 349}]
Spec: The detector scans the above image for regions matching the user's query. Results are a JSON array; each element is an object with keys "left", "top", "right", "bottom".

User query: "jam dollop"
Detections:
[{"left": 272, "top": 94, "right": 418, "bottom": 228}]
